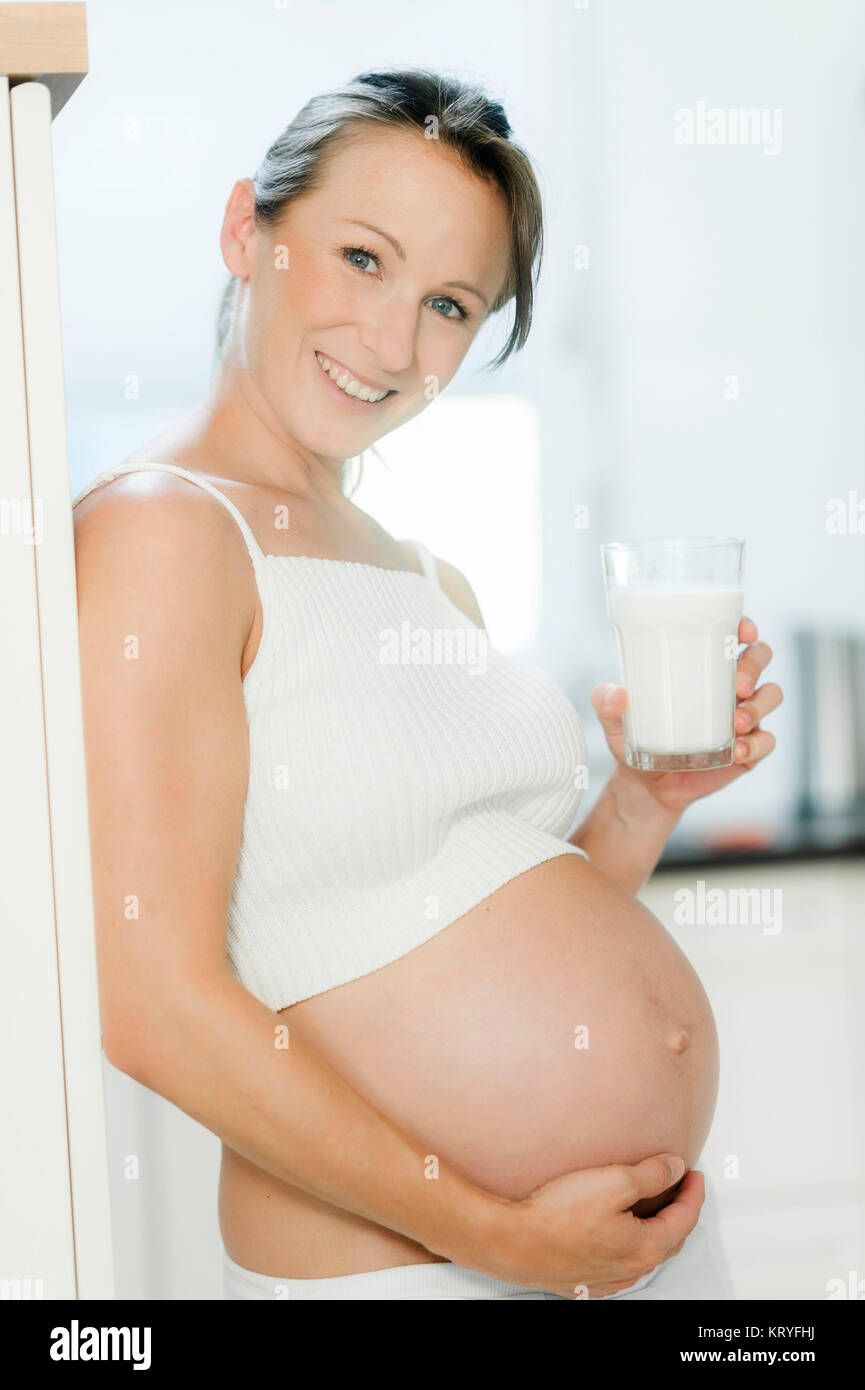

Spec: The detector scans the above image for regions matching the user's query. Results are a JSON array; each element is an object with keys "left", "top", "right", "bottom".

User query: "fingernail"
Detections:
[
  {"left": 735, "top": 740, "right": 748, "bottom": 759},
  {"left": 602, "top": 683, "right": 618, "bottom": 707},
  {"left": 668, "top": 1156, "right": 685, "bottom": 1183}
]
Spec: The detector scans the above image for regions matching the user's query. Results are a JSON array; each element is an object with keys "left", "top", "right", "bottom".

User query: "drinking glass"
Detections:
[{"left": 600, "top": 538, "right": 746, "bottom": 771}]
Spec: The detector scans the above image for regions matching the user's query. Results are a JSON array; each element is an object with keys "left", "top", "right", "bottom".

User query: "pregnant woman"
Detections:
[{"left": 72, "top": 68, "right": 781, "bottom": 1301}]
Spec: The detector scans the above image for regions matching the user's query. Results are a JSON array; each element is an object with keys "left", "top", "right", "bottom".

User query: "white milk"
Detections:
[{"left": 607, "top": 584, "right": 744, "bottom": 754}]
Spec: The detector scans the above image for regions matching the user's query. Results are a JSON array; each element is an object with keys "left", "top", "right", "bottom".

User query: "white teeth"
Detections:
[{"left": 315, "top": 352, "right": 389, "bottom": 402}]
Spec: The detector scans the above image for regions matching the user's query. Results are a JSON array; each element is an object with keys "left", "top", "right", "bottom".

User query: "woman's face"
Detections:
[{"left": 222, "top": 125, "right": 513, "bottom": 465}]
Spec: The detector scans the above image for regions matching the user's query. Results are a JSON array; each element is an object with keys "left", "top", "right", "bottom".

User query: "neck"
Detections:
[{"left": 158, "top": 353, "right": 348, "bottom": 503}]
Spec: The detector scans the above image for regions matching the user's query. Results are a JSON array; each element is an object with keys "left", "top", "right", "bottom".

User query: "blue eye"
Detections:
[
  {"left": 428, "top": 295, "right": 469, "bottom": 322},
  {"left": 343, "top": 245, "right": 380, "bottom": 273}
]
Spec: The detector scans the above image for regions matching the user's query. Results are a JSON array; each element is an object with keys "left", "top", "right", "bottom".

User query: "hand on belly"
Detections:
[{"left": 287, "top": 854, "right": 720, "bottom": 1204}]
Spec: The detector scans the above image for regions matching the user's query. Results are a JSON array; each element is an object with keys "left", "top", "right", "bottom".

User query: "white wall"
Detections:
[{"left": 576, "top": 0, "right": 865, "bottom": 832}]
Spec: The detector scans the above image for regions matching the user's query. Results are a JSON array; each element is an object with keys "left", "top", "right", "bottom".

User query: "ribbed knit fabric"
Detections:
[{"left": 73, "top": 462, "right": 590, "bottom": 1011}]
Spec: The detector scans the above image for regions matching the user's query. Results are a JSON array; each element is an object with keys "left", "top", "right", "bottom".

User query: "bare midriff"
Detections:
[{"left": 218, "top": 851, "right": 720, "bottom": 1278}]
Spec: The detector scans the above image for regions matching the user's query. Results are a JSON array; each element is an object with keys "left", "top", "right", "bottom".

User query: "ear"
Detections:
[{"left": 220, "top": 177, "right": 258, "bottom": 279}]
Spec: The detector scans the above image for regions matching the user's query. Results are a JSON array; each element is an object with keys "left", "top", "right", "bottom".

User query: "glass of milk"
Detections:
[{"left": 600, "top": 538, "right": 745, "bottom": 771}]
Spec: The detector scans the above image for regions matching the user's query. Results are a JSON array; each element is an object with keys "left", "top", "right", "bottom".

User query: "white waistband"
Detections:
[{"left": 221, "top": 1246, "right": 662, "bottom": 1301}]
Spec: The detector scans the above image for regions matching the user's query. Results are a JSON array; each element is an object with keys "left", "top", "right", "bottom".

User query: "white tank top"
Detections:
[{"left": 73, "top": 462, "right": 590, "bottom": 1010}]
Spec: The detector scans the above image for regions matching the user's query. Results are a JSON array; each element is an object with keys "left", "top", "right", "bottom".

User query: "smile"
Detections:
[{"left": 314, "top": 351, "right": 395, "bottom": 404}]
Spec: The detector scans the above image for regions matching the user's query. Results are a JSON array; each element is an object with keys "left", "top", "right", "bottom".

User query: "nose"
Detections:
[{"left": 357, "top": 296, "right": 419, "bottom": 380}]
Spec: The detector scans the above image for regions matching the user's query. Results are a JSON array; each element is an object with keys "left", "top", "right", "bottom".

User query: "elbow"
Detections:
[
  {"left": 99, "top": 973, "right": 234, "bottom": 1086},
  {"left": 100, "top": 1004, "right": 168, "bottom": 1085},
  {"left": 101, "top": 1024, "right": 147, "bottom": 1082}
]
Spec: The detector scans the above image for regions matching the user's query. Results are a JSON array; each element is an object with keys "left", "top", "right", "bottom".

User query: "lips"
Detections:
[{"left": 314, "top": 350, "right": 395, "bottom": 404}]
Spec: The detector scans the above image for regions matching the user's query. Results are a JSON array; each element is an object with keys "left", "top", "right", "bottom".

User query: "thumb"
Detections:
[{"left": 605, "top": 1152, "right": 688, "bottom": 1209}]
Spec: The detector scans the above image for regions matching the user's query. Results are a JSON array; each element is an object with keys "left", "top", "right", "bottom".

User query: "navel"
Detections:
[{"left": 667, "top": 1028, "right": 690, "bottom": 1054}]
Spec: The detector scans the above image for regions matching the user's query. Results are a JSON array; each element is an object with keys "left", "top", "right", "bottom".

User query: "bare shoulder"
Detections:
[
  {"left": 399, "top": 540, "right": 486, "bottom": 628},
  {"left": 73, "top": 470, "right": 249, "bottom": 573},
  {"left": 72, "top": 470, "right": 256, "bottom": 670},
  {"left": 74, "top": 467, "right": 234, "bottom": 542}
]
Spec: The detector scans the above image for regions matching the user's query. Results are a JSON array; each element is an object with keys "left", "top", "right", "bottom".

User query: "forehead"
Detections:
[{"left": 301, "top": 124, "right": 512, "bottom": 292}]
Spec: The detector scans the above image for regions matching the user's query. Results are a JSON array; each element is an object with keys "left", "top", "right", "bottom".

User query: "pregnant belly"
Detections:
[{"left": 219, "top": 852, "right": 720, "bottom": 1275}]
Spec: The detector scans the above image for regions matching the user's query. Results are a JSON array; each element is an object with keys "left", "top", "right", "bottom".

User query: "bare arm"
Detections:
[
  {"left": 75, "top": 483, "right": 703, "bottom": 1298},
  {"left": 569, "top": 766, "right": 683, "bottom": 895}
]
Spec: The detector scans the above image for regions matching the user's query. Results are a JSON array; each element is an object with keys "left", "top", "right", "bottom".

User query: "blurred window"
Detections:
[{"left": 354, "top": 394, "right": 542, "bottom": 653}]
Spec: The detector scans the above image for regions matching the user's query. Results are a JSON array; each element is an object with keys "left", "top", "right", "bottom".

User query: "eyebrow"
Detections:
[{"left": 342, "top": 219, "right": 490, "bottom": 308}]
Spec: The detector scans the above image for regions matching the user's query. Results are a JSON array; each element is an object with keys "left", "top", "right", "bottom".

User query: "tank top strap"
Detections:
[
  {"left": 71, "top": 461, "right": 268, "bottom": 570},
  {"left": 407, "top": 539, "right": 440, "bottom": 590}
]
